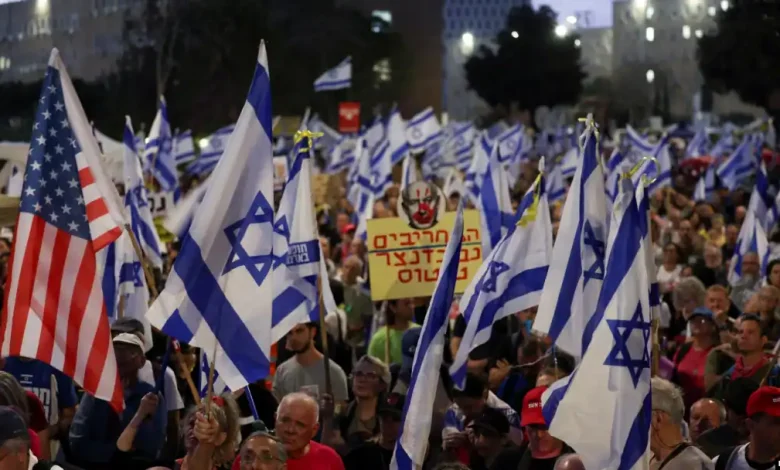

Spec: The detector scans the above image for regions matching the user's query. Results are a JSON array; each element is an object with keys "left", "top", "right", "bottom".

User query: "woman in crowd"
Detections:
[
  {"left": 175, "top": 395, "right": 241, "bottom": 470},
  {"left": 658, "top": 242, "right": 684, "bottom": 294},
  {"left": 0, "top": 371, "right": 47, "bottom": 458}
]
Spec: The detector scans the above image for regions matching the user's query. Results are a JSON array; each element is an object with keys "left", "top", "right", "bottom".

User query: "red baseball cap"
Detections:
[
  {"left": 746, "top": 386, "right": 780, "bottom": 418},
  {"left": 520, "top": 386, "right": 548, "bottom": 427},
  {"left": 341, "top": 223, "right": 356, "bottom": 235}
]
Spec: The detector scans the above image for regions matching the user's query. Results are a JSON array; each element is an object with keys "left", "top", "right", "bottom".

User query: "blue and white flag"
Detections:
[
  {"left": 146, "top": 43, "right": 275, "bottom": 389},
  {"left": 163, "top": 178, "right": 209, "bottom": 240},
  {"left": 728, "top": 198, "right": 770, "bottom": 287},
  {"left": 685, "top": 128, "right": 709, "bottom": 159},
  {"left": 546, "top": 162, "right": 566, "bottom": 204},
  {"left": 543, "top": 177, "right": 652, "bottom": 470},
  {"left": 559, "top": 146, "right": 579, "bottom": 179},
  {"left": 173, "top": 130, "right": 196, "bottom": 164},
  {"left": 314, "top": 56, "right": 351, "bottom": 92},
  {"left": 477, "top": 142, "right": 514, "bottom": 257},
  {"left": 749, "top": 161, "right": 777, "bottom": 233},
  {"left": 717, "top": 135, "right": 752, "bottom": 191},
  {"left": 386, "top": 108, "right": 410, "bottom": 166},
  {"left": 631, "top": 137, "right": 671, "bottom": 195},
  {"left": 534, "top": 119, "right": 607, "bottom": 358},
  {"left": 271, "top": 132, "right": 321, "bottom": 342},
  {"left": 624, "top": 125, "right": 654, "bottom": 154},
  {"left": 123, "top": 116, "right": 164, "bottom": 268},
  {"left": 442, "top": 168, "right": 465, "bottom": 199},
  {"left": 199, "top": 350, "right": 229, "bottom": 397},
  {"left": 406, "top": 108, "right": 443, "bottom": 153},
  {"left": 144, "top": 96, "right": 178, "bottom": 192},
  {"left": 188, "top": 124, "right": 235, "bottom": 176},
  {"left": 400, "top": 153, "right": 418, "bottom": 190},
  {"left": 391, "top": 204, "right": 464, "bottom": 470},
  {"left": 693, "top": 165, "right": 716, "bottom": 203},
  {"left": 464, "top": 132, "right": 491, "bottom": 203},
  {"left": 450, "top": 166, "right": 553, "bottom": 388}
]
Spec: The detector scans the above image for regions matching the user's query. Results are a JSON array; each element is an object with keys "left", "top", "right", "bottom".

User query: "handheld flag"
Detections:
[{"left": 314, "top": 57, "right": 351, "bottom": 92}]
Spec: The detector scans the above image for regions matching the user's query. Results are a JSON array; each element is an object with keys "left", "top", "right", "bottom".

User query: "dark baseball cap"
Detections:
[
  {"left": 111, "top": 317, "right": 145, "bottom": 336},
  {"left": 0, "top": 406, "right": 29, "bottom": 447},
  {"left": 471, "top": 407, "right": 510, "bottom": 437},
  {"left": 378, "top": 393, "right": 406, "bottom": 419},
  {"left": 724, "top": 378, "right": 760, "bottom": 416}
]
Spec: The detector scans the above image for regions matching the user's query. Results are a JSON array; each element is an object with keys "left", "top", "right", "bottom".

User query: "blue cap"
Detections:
[
  {"left": 401, "top": 327, "right": 422, "bottom": 371},
  {"left": 689, "top": 307, "right": 715, "bottom": 322}
]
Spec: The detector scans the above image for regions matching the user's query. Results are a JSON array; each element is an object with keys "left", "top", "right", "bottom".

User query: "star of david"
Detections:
[
  {"left": 411, "top": 127, "right": 423, "bottom": 140},
  {"left": 223, "top": 191, "right": 275, "bottom": 285},
  {"left": 604, "top": 303, "right": 651, "bottom": 388},
  {"left": 272, "top": 216, "right": 291, "bottom": 269},
  {"left": 583, "top": 221, "right": 605, "bottom": 285},
  {"left": 131, "top": 262, "right": 144, "bottom": 287},
  {"left": 479, "top": 261, "right": 510, "bottom": 293},
  {"left": 133, "top": 186, "right": 149, "bottom": 208}
]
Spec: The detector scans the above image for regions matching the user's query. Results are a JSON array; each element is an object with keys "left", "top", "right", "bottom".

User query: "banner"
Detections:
[
  {"left": 148, "top": 192, "right": 174, "bottom": 217},
  {"left": 338, "top": 102, "right": 360, "bottom": 133},
  {"left": 366, "top": 210, "right": 483, "bottom": 301}
]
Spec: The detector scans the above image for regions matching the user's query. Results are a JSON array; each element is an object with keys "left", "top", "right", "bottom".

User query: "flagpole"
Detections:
[
  {"left": 317, "top": 276, "right": 333, "bottom": 396},
  {"left": 123, "top": 223, "right": 159, "bottom": 299},
  {"left": 173, "top": 345, "right": 201, "bottom": 406},
  {"left": 205, "top": 342, "right": 218, "bottom": 414}
]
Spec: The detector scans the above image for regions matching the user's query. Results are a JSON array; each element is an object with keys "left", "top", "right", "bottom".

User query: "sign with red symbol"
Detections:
[
  {"left": 397, "top": 181, "right": 445, "bottom": 230},
  {"left": 338, "top": 102, "right": 360, "bottom": 133},
  {"left": 366, "top": 210, "right": 483, "bottom": 300}
]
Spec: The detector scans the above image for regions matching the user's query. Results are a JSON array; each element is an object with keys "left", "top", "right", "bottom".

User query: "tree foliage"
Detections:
[
  {"left": 464, "top": 5, "right": 585, "bottom": 114},
  {"left": 698, "top": 3, "right": 780, "bottom": 116}
]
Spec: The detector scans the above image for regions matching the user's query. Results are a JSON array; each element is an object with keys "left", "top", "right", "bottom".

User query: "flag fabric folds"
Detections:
[
  {"left": 533, "top": 119, "right": 607, "bottom": 358},
  {"left": 450, "top": 164, "right": 552, "bottom": 388},
  {"left": 144, "top": 96, "right": 178, "bottom": 192},
  {"left": 543, "top": 177, "right": 652, "bottom": 470},
  {"left": 146, "top": 43, "right": 275, "bottom": 390},
  {"left": 406, "top": 108, "right": 443, "bottom": 153},
  {"left": 391, "top": 204, "right": 464, "bottom": 470},
  {"left": 314, "top": 57, "right": 351, "bottom": 92},
  {"left": 1, "top": 49, "right": 125, "bottom": 411}
]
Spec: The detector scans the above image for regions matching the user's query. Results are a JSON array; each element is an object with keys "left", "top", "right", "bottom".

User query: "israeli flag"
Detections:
[
  {"left": 391, "top": 204, "right": 464, "bottom": 470},
  {"left": 173, "top": 130, "right": 196, "bottom": 164},
  {"left": 347, "top": 139, "right": 374, "bottom": 241},
  {"left": 146, "top": 42, "right": 276, "bottom": 389},
  {"left": 624, "top": 125, "right": 655, "bottom": 154},
  {"left": 464, "top": 132, "right": 491, "bottom": 203},
  {"left": 534, "top": 119, "right": 607, "bottom": 358},
  {"left": 631, "top": 137, "right": 672, "bottom": 195},
  {"left": 163, "top": 178, "right": 209, "bottom": 240},
  {"left": 728, "top": 202, "right": 770, "bottom": 288},
  {"left": 386, "top": 108, "right": 410, "bottom": 166},
  {"left": 543, "top": 177, "right": 652, "bottom": 470},
  {"left": 271, "top": 133, "right": 321, "bottom": 343},
  {"left": 406, "top": 107, "right": 443, "bottom": 153},
  {"left": 325, "top": 137, "right": 356, "bottom": 174},
  {"left": 188, "top": 125, "right": 235, "bottom": 176},
  {"left": 749, "top": 161, "right": 776, "bottom": 233},
  {"left": 123, "top": 117, "right": 164, "bottom": 268},
  {"left": 442, "top": 168, "right": 465, "bottom": 199},
  {"left": 693, "top": 165, "right": 715, "bottom": 203},
  {"left": 717, "top": 136, "right": 752, "bottom": 191},
  {"left": 559, "top": 146, "right": 579, "bottom": 179},
  {"left": 496, "top": 124, "right": 523, "bottom": 165},
  {"left": 477, "top": 142, "right": 514, "bottom": 257},
  {"left": 370, "top": 139, "right": 394, "bottom": 198},
  {"left": 450, "top": 164, "right": 553, "bottom": 388},
  {"left": 400, "top": 153, "right": 418, "bottom": 190},
  {"left": 314, "top": 56, "right": 351, "bottom": 92},
  {"left": 199, "top": 350, "right": 229, "bottom": 397},
  {"left": 144, "top": 96, "right": 178, "bottom": 192},
  {"left": 685, "top": 128, "right": 709, "bottom": 159},
  {"left": 546, "top": 162, "right": 566, "bottom": 204}
]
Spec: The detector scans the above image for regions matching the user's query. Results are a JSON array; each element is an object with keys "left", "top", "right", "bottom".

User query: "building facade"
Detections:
[{"left": 0, "top": 0, "right": 135, "bottom": 84}]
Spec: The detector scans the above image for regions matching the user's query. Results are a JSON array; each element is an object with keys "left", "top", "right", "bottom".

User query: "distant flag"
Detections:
[
  {"left": 391, "top": 204, "right": 464, "bottom": 470},
  {"left": 146, "top": 42, "right": 276, "bottom": 389},
  {"left": 559, "top": 146, "right": 579, "bottom": 179},
  {"left": 400, "top": 153, "right": 418, "bottom": 190},
  {"left": 728, "top": 198, "right": 770, "bottom": 287},
  {"left": 685, "top": 128, "right": 709, "bottom": 159},
  {"left": 1, "top": 48, "right": 125, "bottom": 412},
  {"left": 534, "top": 117, "right": 607, "bottom": 358},
  {"left": 442, "top": 168, "right": 465, "bottom": 199},
  {"left": 347, "top": 139, "right": 374, "bottom": 241},
  {"left": 749, "top": 161, "right": 776, "bottom": 233},
  {"left": 542, "top": 177, "right": 652, "bottom": 470},
  {"left": 144, "top": 96, "right": 178, "bottom": 192},
  {"left": 406, "top": 108, "right": 443, "bottom": 153},
  {"left": 314, "top": 57, "right": 351, "bottom": 92},
  {"left": 188, "top": 125, "right": 235, "bottom": 176},
  {"left": 172, "top": 130, "right": 196, "bottom": 164},
  {"left": 385, "top": 108, "right": 410, "bottom": 166},
  {"left": 477, "top": 142, "right": 514, "bottom": 257},
  {"left": 450, "top": 161, "right": 553, "bottom": 388},
  {"left": 693, "top": 165, "right": 715, "bottom": 203},
  {"left": 631, "top": 136, "right": 672, "bottom": 195},
  {"left": 163, "top": 177, "right": 209, "bottom": 240},
  {"left": 463, "top": 132, "right": 491, "bottom": 203},
  {"left": 546, "top": 162, "right": 566, "bottom": 204},
  {"left": 123, "top": 116, "right": 163, "bottom": 268},
  {"left": 496, "top": 124, "right": 523, "bottom": 165},
  {"left": 624, "top": 125, "right": 654, "bottom": 154},
  {"left": 717, "top": 135, "right": 752, "bottom": 191},
  {"left": 270, "top": 131, "right": 321, "bottom": 343}
]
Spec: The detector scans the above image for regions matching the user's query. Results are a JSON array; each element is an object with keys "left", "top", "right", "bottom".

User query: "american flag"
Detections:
[{"left": 0, "top": 50, "right": 125, "bottom": 412}]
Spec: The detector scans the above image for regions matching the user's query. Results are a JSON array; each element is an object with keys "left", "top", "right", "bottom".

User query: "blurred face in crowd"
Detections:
[
  {"left": 747, "top": 413, "right": 780, "bottom": 456},
  {"left": 239, "top": 435, "right": 286, "bottom": 470},
  {"left": 756, "top": 287, "right": 779, "bottom": 315},
  {"left": 319, "top": 237, "right": 331, "bottom": 260},
  {"left": 681, "top": 266, "right": 693, "bottom": 278},
  {"left": 527, "top": 424, "right": 561, "bottom": 457},
  {"left": 447, "top": 194, "right": 460, "bottom": 211},
  {"left": 114, "top": 343, "right": 144, "bottom": 381},
  {"left": 373, "top": 201, "right": 389, "bottom": 219},
  {"left": 335, "top": 213, "right": 350, "bottom": 235},
  {"left": 379, "top": 413, "right": 402, "bottom": 445},
  {"left": 735, "top": 206, "right": 746, "bottom": 224},
  {"left": 285, "top": 324, "right": 315, "bottom": 354},
  {"left": 737, "top": 318, "right": 766, "bottom": 354},
  {"left": 678, "top": 221, "right": 693, "bottom": 242},
  {"left": 276, "top": 398, "right": 319, "bottom": 456},
  {"left": 689, "top": 399, "right": 722, "bottom": 441},
  {"left": 725, "top": 225, "right": 739, "bottom": 245},
  {"left": 696, "top": 204, "right": 714, "bottom": 220},
  {"left": 350, "top": 238, "right": 366, "bottom": 258},
  {"left": 0, "top": 239, "right": 10, "bottom": 256},
  {"left": 662, "top": 243, "right": 679, "bottom": 266},
  {"left": 689, "top": 315, "right": 716, "bottom": 340},
  {"left": 342, "top": 256, "right": 363, "bottom": 285},
  {"left": 454, "top": 394, "right": 486, "bottom": 422},
  {"left": 472, "top": 426, "right": 506, "bottom": 459},
  {"left": 391, "top": 298, "right": 415, "bottom": 323},
  {"left": 705, "top": 288, "right": 730, "bottom": 316},
  {"left": 741, "top": 253, "right": 760, "bottom": 278},
  {"left": 351, "top": 361, "right": 385, "bottom": 399},
  {"left": 769, "top": 264, "right": 780, "bottom": 289},
  {"left": 703, "top": 244, "right": 722, "bottom": 268}
]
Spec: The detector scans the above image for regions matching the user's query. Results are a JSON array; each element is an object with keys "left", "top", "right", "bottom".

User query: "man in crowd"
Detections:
[
  {"left": 236, "top": 429, "right": 287, "bottom": 470},
  {"left": 342, "top": 393, "right": 406, "bottom": 470},
  {"left": 273, "top": 323, "right": 349, "bottom": 409},
  {"left": 468, "top": 407, "right": 524, "bottom": 470},
  {"left": 648, "top": 378, "right": 713, "bottom": 469},
  {"left": 710, "top": 315, "right": 773, "bottom": 400},
  {"left": 368, "top": 298, "right": 419, "bottom": 365},
  {"left": 689, "top": 398, "right": 727, "bottom": 442},
  {"left": 553, "top": 454, "right": 585, "bottom": 470},
  {"left": 275, "top": 393, "right": 344, "bottom": 470},
  {"left": 712, "top": 386, "right": 780, "bottom": 469},
  {"left": 68, "top": 333, "right": 167, "bottom": 469},
  {"left": 516, "top": 386, "right": 573, "bottom": 470},
  {"left": 730, "top": 252, "right": 763, "bottom": 311},
  {"left": 696, "top": 378, "right": 759, "bottom": 457}
]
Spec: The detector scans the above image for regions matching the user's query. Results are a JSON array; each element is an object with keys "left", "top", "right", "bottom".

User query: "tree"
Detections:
[
  {"left": 464, "top": 5, "right": 585, "bottom": 117},
  {"left": 698, "top": 3, "right": 780, "bottom": 131}
]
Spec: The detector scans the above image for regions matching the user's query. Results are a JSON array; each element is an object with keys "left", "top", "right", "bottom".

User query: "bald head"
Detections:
[
  {"left": 278, "top": 392, "right": 319, "bottom": 423},
  {"left": 554, "top": 454, "right": 585, "bottom": 470},
  {"left": 689, "top": 398, "right": 725, "bottom": 441}
]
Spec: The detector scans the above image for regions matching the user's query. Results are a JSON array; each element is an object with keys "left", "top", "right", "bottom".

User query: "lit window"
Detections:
[
  {"left": 646, "top": 69, "right": 655, "bottom": 83},
  {"left": 373, "top": 58, "right": 391, "bottom": 84},
  {"left": 695, "top": 29, "right": 703, "bottom": 38},
  {"left": 566, "top": 15, "right": 577, "bottom": 25},
  {"left": 682, "top": 25, "right": 691, "bottom": 39},
  {"left": 635, "top": 0, "right": 647, "bottom": 8},
  {"left": 511, "top": 30, "right": 519, "bottom": 39},
  {"left": 645, "top": 27, "right": 655, "bottom": 42},
  {"left": 707, "top": 6, "right": 716, "bottom": 16},
  {"left": 646, "top": 6, "right": 654, "bottom": 19},
  {"left": 461, "top": 32, "right": 474, "bottom": 55},
  {"left": 720, "top": 0, "right": 729, "bottom": 11},
  {"left": 574, "top": 38, "right": 581, "bottom": 47}
]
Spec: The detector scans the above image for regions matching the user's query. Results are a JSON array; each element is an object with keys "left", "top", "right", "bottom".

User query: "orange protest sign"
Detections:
[{"left": 366, "top": 210, "right": 483, "bottom": 301}]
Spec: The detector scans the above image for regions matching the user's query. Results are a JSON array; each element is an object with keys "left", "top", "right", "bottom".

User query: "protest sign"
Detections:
[{"left": 366, "top": 210, "right": 483, "bottom": 300}]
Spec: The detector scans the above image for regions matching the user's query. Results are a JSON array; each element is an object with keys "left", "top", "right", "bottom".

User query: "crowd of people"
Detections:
[{"left": 0, "top": 143, "right": 779, "bottom": 470}]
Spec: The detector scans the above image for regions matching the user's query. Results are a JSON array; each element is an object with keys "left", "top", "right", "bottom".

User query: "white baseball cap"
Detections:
[{"left": 113, "top": 332, "right": 145, "bottom": 351}]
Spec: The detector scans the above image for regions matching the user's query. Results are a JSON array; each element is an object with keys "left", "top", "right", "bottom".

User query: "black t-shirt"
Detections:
[
  {"left": 343, "top": 442, "right": 393, "bottom": 470},
  {"left": 470, "top": 445, "right": 525, "bottom": 470},
  {"left": 695, "top": 424, "right": 744, "bottom": 458}
]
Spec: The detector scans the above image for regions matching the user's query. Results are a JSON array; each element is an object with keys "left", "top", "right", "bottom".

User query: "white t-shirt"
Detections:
[
  {"left": 138, "top": 361, "right": 185, "bottom": 412},
  {"left": 711, "top": 444, "right": 771, "bottom": 470},
  {"left": 657, "top": 264, "right": 683, "bottom": 290}
]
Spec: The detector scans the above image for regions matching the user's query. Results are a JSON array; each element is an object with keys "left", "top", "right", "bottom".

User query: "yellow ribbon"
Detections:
[
  {"left": 517, "top": 171, "right": 543, "bottom": 227},
  {"left": 623, "top": 155, "right": 660, "bottom": 187},
  {"left": 293, "top": 129, "right": 323, "bottom": 153}
]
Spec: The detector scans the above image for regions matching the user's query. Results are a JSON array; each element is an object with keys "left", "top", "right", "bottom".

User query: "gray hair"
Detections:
[
  {"left": 0, "top": 438, "right": 30, "bottom": 454},
  {"left": 354, "top": 355, "right": 392, "bottom": 386},
  {"left": 243, "top": 431, "right": 288, "bottom": 462},
  {"left": 673, "top": 277, "right": 706, "bottom": 310},
  {"left": 0, "top": 372, "right": 29, "bottom": 425},
  {"left": 693, "top": 398, "right": 727, "bottom": 423},
  {"left": 279, "top": 392, "right": 320, "bottom": 424},
  {"left": 651, "top": 377, "right": 685, "bottom": 424}
]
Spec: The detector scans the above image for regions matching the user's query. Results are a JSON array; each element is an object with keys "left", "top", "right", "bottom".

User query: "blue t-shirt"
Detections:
[{"left": 3, "top": 357, "right": 78, "bottom": 422}]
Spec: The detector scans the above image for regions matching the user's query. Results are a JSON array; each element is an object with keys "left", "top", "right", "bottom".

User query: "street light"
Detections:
[
  {"left": 461, "top": 32, "right": 474, "bottom": 55},
  {"left": 646, "top": 69, "right": 655, "bottom": 83},
  {"left": 511, "top": 30, "right": 519, "bottom": 39},
  {"left": 199, "top": 138, "right": 209, "bottom": 149},
  {"left": 645, "top": 27, "right": 655, "bottom": 42},
  {"left": 574, "top": 39, "right": 581, "bottom": 47},
  {"left": 695, "top": 29, "right": 703, "bottom": 38},
  {"left": 708, "top": 6, "right": 716, "bottom": 16},
  {"left": 554, "top": 24, "right": 568, "bottom": 38},
  {"left": 682, "top": 25, "right": 691, "bottom": 39},
  {"left": 720, "top": 0, "right": 729, "bottom": 11},
  {"left": 646, "top": 6, "right": 654, "bottom": 19},
  {"left": 566, "top": 15, "right": 577, "bottom": 25}
]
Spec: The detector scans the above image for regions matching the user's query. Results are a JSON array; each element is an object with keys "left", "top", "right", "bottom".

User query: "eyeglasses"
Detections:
[{"left": 351, "top": 370, "right": 380, "bottom": 380}]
